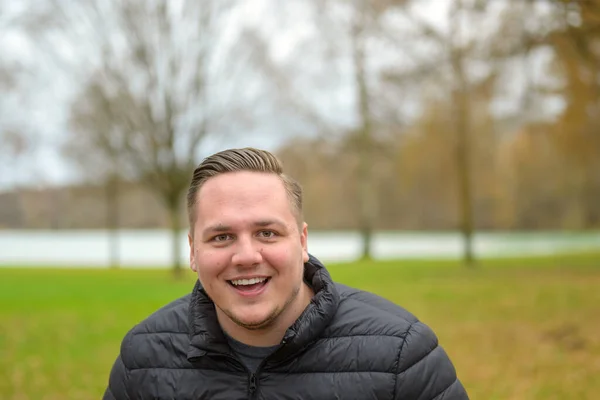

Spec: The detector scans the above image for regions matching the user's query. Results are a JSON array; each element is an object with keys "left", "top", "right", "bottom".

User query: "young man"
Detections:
[{"left": 103, "top": 147, "right": 469, "bottom": 399}]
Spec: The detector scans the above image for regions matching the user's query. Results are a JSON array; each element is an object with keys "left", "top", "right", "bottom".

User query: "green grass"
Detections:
[{"left": 1, "top": 252, "right": 599, "bottom": 400}]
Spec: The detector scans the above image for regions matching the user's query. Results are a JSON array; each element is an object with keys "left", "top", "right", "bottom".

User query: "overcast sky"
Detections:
[{"left": 0, "top": 0, "right": 558, "bottom": 190}]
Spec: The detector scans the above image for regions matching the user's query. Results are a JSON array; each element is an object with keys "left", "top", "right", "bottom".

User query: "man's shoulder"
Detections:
[
  {"left": 118, "top": 293, "right": 193, "bottom": 369},
  {"left": 320, "top": 284, "right": 467, "bottom": 398},
  {"left": 128, "top": 293, "right": 192, "bottom": 336},
  {"left": 329, "top": 282, "right": 421, "bottom": 337},
  {"left": 324, "top": 283, "right": 444, "bottom": 370}
]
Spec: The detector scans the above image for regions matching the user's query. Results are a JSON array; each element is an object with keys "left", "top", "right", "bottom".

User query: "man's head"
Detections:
[
  {"left": 186, "top": 148, "right": 311, "bottom": 344},
  {"left": 187, "top": 148, "right": 303, "bottom": 233}
]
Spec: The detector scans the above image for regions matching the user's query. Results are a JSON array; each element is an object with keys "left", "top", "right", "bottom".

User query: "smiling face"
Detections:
[{"left": 188, "top": 171, "right": 310, "bottom": 341}]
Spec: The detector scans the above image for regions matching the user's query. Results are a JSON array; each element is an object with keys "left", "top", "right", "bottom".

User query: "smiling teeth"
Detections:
[{"left": 230, "top": 277, "right": 267, "bottom": 286}]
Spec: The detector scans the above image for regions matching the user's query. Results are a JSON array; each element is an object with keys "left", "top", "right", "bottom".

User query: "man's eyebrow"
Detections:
[
  {"left": 253, "top": 219, "right": 285, "bottom": 227},
  {"left": 202, "top": 220, "right": 285, "bottom": 235},
  {"left": 202, "top": 224, "right": 231, "bottom": 235}
]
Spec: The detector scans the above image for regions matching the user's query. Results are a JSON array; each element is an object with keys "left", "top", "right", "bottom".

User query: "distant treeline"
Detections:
[{"left": 2, "top": 122, "right": 598, "bottom": 231}]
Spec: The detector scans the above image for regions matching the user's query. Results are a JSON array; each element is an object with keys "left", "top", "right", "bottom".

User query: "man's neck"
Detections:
[{"left": 218, "top": 282, "right": 314, "bottom": 347}]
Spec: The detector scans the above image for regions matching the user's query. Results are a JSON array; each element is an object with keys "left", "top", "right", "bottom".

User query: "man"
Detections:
[{"left": 103, "top": 147, "right": 469, "bottom": 399}]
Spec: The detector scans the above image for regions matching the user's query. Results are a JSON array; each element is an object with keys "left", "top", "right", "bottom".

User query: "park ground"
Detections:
[{"left": 1, "top": 252, "right": 599, "bottom": 399}]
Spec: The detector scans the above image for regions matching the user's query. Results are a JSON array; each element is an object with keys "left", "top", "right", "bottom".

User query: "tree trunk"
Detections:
[
  {"left": 456, "top": 99, "right": 474, "bottom": 266},
  {"left": 352, "top": 16, "right": 375, "bottom": 261},
  {"left": 169, "top": 200, "right": 184, "bottom": 277},
  {"left": 581, "top": 164, "right": 599, "bottom": 229},
  {"left": 106, "top": 174, "right": 120, "bottom": 269},
  {"left": 451, "top": 0, "right": 475, "bottom": 267}
]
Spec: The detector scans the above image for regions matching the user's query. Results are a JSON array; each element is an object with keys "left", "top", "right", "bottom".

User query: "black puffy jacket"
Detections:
[{"left": 103, "top": 256, "right": 469, "bottom": 399}]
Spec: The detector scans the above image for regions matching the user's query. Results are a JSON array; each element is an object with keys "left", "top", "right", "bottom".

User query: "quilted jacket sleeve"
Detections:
[
  {"left": 394, "top": 322, "right": 469, "bottom": 399},
  {"left": 102, "top": 354, "right": 131, "bottom": 400}
]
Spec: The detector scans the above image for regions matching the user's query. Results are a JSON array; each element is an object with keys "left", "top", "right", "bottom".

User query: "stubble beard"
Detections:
[{"left": 223, "top": 282, "right": 302, "bottom": 331}]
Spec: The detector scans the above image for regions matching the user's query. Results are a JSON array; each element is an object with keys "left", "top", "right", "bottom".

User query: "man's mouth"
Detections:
[{"left": 227, "top": 277, "right": 270, "bottom": 293}]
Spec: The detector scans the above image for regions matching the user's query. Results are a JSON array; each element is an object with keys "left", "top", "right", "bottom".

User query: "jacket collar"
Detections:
[{"left": 187, "top": 254, "right": 340, "bottom": 363}]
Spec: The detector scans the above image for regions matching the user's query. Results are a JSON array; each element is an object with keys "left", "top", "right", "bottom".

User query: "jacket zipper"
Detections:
[
  {"left": 200, "top": 342, "right": 290, "bottom": 398},
  {"left": 247, "top": 337, "right": 294, "bottom": 398},
  {"left": 217, "top": 354, "right": 257, "bottom": 399},
  {"left": 248, "top": 352, "right": 275, "bottom": 399},
  {"left": 219, "top": 353, "right": 259, "bottom": 399},
  {"left": 222, "top": 354, "right": 264, "bottom": 399},
  {"left": 195, "top": 352, "right": 256, "bottom": 397},
  {"left": 249, "top": 373, "right": 257, "bottom": 398}
]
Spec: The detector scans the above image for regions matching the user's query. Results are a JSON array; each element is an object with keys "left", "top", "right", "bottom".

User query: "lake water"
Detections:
[{"left": 1, "top": 230, "right": 599, "bottom": 268}]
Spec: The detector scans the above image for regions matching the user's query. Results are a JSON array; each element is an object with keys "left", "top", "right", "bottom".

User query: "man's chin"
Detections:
[{"left": 229, "top": 309, "right": 278, "bottom": 331}]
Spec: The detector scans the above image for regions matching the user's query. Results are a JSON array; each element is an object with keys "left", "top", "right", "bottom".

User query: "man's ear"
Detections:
[
  {"left": 301, "top": 222, "right": 309, "bottom": 263},
  {"left": 188, "top": 232, "right": 197, "bottom": 272}
]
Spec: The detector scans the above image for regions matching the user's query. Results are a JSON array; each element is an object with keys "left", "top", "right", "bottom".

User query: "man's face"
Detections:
[{"left": 188, "top": 171, "right": 309, "bottom": 331}]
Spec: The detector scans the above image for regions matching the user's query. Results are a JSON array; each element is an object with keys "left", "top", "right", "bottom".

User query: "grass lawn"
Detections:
[{"left": 1, "top": 252, "right": 599, "bottom": 399}]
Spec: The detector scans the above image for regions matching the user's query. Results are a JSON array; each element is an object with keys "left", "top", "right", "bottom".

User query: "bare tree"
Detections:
[
  {"left": 0, "top": 65, "right": 30, "bottom": 178},
  {"left": 350, "top": 7, "right": 376, "bottom": 260},
  {"left": 14, "top": 0, "right": 270, "bottom": 275},
  {"left": 449, "top": 0, "right": 475, "bottom": 266},
  {"left": 1, "top": 8, "right": 20, "bottom": 165},
  {"left": 66, "top": 0, "right": 250, "bottom": 275},
  {"left": 377, "top": 0, "right": 494, "bottom": 267},
  {"left": 303, "top": 0, "right": 477, "bottom": 262},
  {"left": 286, "top": 0, "right": 395, "bottom": 260}
]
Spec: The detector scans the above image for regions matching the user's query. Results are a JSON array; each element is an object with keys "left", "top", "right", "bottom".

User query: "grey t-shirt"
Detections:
[{"left": 225, "top": 335, "right": 280, "bottom": 373}]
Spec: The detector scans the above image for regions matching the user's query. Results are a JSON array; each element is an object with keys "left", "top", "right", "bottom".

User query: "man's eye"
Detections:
[
  {"left": 258, "top": 230, "right": 276, "bottom": 238},
  {"left": 213, "top": 234, "right": 231, "bottom": 242}
]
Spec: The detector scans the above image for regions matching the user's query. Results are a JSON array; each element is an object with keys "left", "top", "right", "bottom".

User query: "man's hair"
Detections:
[{"left": 186, "top": 147, "right": 303, "bottom": 232}]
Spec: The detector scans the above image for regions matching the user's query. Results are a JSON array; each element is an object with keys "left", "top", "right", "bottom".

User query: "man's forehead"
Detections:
[
  {"left": 191, "top": 171, "right": 300, "bottom": 230},
  {"left": 199, "top": 171, "right": 285, "bottom": 196}
]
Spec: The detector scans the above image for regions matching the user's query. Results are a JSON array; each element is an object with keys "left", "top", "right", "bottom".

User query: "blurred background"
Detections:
[{"left": 1, "top": 0, "right": 599, "bottom": 399}]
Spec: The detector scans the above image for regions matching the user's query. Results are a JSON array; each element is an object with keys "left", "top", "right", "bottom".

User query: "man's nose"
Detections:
[{"left": 231, "top": 235, "right": 263, "bottom": 267}]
